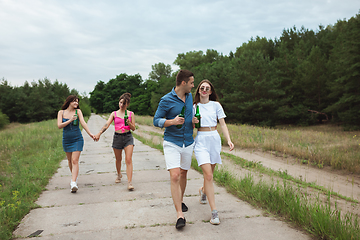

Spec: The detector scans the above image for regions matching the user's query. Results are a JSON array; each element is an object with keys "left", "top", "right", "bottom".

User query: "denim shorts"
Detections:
[{"left": 112, "top": 131, "right": 134, "bottom": 150}]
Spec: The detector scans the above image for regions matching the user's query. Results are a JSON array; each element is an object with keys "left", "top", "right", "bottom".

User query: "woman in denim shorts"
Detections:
[{"left": 94, "top": 93, "right": 136, "bottom": 190}]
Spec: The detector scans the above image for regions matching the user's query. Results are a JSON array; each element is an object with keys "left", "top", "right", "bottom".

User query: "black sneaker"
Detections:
[
  {"left": 182, "top": 202, "right": 188, "bottom": 212},
  {"left": 176, "top": 217, "right": 186, "bottom": 229}
]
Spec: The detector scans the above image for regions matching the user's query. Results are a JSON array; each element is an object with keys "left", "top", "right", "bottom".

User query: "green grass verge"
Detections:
[
  {"left": 0, "top": 117, "right": 89, "bottom": 240},
  {"left": 212, "top": 166, "right": 360, "bottom": 239},
  {"left": 221, "top": 152, "right": 358, "bottom": 204}
]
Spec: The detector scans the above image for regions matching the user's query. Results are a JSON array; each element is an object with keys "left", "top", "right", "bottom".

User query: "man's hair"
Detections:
[{"left": 176, "top": 69, "right": 194, "bottom": 86}]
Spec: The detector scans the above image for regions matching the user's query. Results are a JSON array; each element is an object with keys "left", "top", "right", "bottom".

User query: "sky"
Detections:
[{"left": 0, "top": 0, "right": 359, "bottom": 96}]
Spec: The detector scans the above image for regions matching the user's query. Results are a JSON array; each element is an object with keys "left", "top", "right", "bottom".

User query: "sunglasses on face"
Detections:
[{"left": 200, "top": 86, "right": 211, "bottom": 92}]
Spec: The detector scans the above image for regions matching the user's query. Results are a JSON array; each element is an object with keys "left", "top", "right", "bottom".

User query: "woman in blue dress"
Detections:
[{"left": 57, "top": 95, "right": 95, "bottom": 193}]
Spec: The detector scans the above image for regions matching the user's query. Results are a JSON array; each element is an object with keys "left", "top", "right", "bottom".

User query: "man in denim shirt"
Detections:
[{"left": 153, "top": 69, "right": 195, "bottom": 229}]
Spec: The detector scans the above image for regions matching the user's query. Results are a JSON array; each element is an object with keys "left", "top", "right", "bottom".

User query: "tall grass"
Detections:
[
  {"left": 0, "top": 120, "right": 66, "bottom": 240},
  {"left": 219, "top": 124, "right": 360, "bottom": 173},
  {"left": 136, "top": 115, "right": 360, "bottom": 173},
  {"left": 213, "top": 168, "right": 360, "bottom": 240}
]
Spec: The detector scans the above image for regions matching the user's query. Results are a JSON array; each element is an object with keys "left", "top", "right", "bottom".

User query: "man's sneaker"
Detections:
[
  {"left": 210, "top": 210, "right": 220, "bottom": 225},
  {"left": 181, "top": 202, "right": 188, "bottom": 212},
  {"left": 70, "top": 181, "right": 78, "bottom": 193},
  {"left": 115, "top": 173, "right": 122, "bottom": 183},
  {"left": 199, "top": 187, "right": 207, "bottom": 204},
  {"left": 176, "top": 217, "right": 186, "bottom": 229}
]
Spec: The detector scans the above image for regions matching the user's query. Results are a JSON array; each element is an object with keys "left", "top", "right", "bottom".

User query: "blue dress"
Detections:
[{"left": 62, "top": 118, "right": 84, "bottom": 152}]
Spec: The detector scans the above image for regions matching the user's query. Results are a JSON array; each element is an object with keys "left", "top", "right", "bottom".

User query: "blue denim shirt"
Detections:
[{"left": 153, "top": 87, "right": 194, "bottom": 147}]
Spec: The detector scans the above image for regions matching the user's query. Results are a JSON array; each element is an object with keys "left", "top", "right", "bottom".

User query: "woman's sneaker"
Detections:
[
  {"left": 199, "top": 187, "right": 207, "bottom": 204},
  {"left": 210, "top": 210, "right": 220, "bottom": 225},
  {"left": 70, "top": 181, "right": 78, "bottom": 193}
]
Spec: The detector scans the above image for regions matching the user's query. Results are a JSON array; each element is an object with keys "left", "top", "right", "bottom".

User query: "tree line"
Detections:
[
  {"left": 91, "top": 12, "right": 359, "bottom": 129},
  {"left": 0, "top": 78, "right": 91, "bottom": 128}
]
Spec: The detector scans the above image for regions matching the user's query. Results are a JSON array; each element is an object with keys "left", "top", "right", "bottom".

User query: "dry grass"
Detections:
[
  {"left": 219, "top": 123, "right": 360, "bottom": 173},
  {"left": 136, "top": 115, "right": 360, "bottom": 173}
]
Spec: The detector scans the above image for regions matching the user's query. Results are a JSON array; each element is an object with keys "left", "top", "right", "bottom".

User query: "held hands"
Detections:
[
  {"left": 94, "top": 133, "right": 101, "bottom": 142},
  {"left": 89, "top": 133, "right": 96, "bottom": 141}
]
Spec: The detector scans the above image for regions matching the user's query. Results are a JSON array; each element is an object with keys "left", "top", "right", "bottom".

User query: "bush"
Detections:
[
  {"left": 80, "top": 101, "right": 91, "bottom": 117},
  {"left": 0, "top": 111, "right": 9, "bottom": 129}
]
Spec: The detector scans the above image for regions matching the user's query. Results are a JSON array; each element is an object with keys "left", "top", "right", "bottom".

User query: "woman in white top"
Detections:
[{"left": 193, "top": 79, "right": 234, "bottom": 225}]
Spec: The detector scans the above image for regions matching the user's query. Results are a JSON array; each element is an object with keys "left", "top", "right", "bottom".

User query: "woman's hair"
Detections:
[
  {"left": 119, "top": 92, "right": 132, "bottom": 105},
  {"left": 61, "top": 95, "right": 80, "bottom": 110},
  {"left": 176, "top": 69, "right": 194, "bottom": 86},
  {"left": 193, "top": 79, "right": 219, "bottom": 105}
]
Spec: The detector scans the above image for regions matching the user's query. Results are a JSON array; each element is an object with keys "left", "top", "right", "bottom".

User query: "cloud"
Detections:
[{"left": 0, "top": 0, "right": 359, "bottom": 94}]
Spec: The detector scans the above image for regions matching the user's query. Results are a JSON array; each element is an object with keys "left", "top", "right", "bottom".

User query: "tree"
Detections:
[{"left": 148, "top": 62, "right": 172, "bottom": 82}]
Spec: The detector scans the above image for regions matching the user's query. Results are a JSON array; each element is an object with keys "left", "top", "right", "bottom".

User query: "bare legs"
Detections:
[
  {"left": 201, "top": 163, "right": 217, "bottom": 211},
  {"left": 113, "top": 145, "right": 134, "bottom": 187},
  {"left": 66, "top": 151, "right": 81, "bottom": 182},
  {"left": 169, "top": 168, "right": 188, "bottom": 219}
]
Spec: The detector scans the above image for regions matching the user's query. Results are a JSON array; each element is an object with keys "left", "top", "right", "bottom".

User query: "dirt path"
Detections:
[{"left": 136, "top": 124, "right": 360, "bottom": 218}]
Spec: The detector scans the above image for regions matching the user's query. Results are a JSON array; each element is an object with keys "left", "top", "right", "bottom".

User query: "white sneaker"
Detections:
[
  {"left": 199, "top": 187, "right": 207, "bottom": 204},
  {"left": 210, "top": 210, "right": 220, "bottom": 225},
  {"left": 70, "top": 181, "right": 78, "bottom": 193}
]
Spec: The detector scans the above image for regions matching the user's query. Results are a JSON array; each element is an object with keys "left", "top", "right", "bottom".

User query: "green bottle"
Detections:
[
  {"left": 176, "top": 106, "right": 185, "bottom": 129},
  {"left": 124, "top": 110, "right": 128, "bottom": 126},
  {"left": 195, "top": 105, "right": 201, "bottom": 128},
  {"left": 73, "top": 109, "right": 78, "bottom": 126}
]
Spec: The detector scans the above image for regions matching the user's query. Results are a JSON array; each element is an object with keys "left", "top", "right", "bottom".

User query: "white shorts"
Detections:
[
  {"left": 163, "top": 140, "right": 195, "bottom": 170},
  {"left": 194, "top": 131, "right": 222, "bottom": 166}
]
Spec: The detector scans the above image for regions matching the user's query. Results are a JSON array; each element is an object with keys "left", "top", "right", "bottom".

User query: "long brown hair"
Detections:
[
  {"left": 193, "top": 79, "right": 218, "bottom": 105},
  {"left": 61, "top": 95, "right": 80, "bottom": 110}
]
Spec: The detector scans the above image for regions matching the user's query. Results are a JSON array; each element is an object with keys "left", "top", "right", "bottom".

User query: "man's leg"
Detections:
[
  {"left": 169, "top": 167, "right": 184, "bottom": 220},
  {"left": 179, "top": 169, "right": 188, "bottom": 203}
]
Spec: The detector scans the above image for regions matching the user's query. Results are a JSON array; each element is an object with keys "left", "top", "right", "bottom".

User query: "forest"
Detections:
[{"left": 1, "top": 12, "right": 359, "bottom": 129}]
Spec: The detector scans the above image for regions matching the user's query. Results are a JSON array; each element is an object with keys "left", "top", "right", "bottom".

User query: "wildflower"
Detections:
[{"left": 0, "top": 200, "right": 5, "bottom": 207}]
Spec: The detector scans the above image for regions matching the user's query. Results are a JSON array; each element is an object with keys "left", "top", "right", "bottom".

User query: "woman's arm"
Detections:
[
  {"left": 95, "top": 112, "right": 114, "bottom": 140},
  {"left": 57, "top": 110, "right": 76, "bottom": 129},
  {"left": 219, "top": 118, "right": 234, "bottom": 151},
  {"left": 78, "top": 109, "right": 95, "bottom": 139},
  {"left": 128, "top": 112, "right": 136, "bottom": 131}
]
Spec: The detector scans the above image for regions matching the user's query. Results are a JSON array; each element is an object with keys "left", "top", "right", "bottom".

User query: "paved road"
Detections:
[{"left": 13, "top": 114, "right": 311, "bottom": 240}]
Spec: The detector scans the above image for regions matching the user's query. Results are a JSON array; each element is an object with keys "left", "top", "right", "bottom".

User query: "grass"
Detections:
[
  {"left": 137, "top": 115, "right": 360, "bottom": 174},
  {"left": 0, "top": 120, "right": 64, "bottom": 239},
  {"left": 0, "top": 118, "right": 89, "bottom": 240},
  {"left": 213, "top": 167, "right": 360, "bottom": 240},
  {"left": 132, "top": 115, "right": 360, "bottom": 239},
  {"left": 220, "top": 123, "right": 360, "bottom": 173}
]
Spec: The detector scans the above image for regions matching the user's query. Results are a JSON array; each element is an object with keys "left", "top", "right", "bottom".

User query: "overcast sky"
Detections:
[{"left": 0, "top": 0, "right": 359, "bottom": 95}]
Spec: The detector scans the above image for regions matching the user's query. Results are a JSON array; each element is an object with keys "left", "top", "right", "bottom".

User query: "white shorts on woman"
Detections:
[{"left": 194, "top": 130, "right": 222, "bottom": 166}]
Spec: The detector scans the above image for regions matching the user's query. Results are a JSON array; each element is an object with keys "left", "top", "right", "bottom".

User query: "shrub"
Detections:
[{"left": 0, "top": 110, "right": 9, "bottom": 129}]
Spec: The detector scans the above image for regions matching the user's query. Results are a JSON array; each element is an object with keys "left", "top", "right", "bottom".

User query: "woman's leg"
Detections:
[
  {"left": 71, "top": 151, "right": 81, "bottom": 182},
  {"left": 124, "top": 144, "right": 134, "bottom": 184},
  {"left": 113, "top": 148, "right": 123, "bottom": 176},
  {"left": 201, "top": 163, "right": 216, "bottom": 211},
  {"left": 66, "top": 152, "right": 73, "bottom": 173}
]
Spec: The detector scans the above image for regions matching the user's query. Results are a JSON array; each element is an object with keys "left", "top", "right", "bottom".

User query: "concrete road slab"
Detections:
[{"left": 13, "top": 114, "right": 312, "bottom": 240}]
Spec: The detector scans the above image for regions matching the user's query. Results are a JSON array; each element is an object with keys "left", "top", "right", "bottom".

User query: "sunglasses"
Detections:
[{"left": 200, "top": 86, "right": 211, "bottom": 92}]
